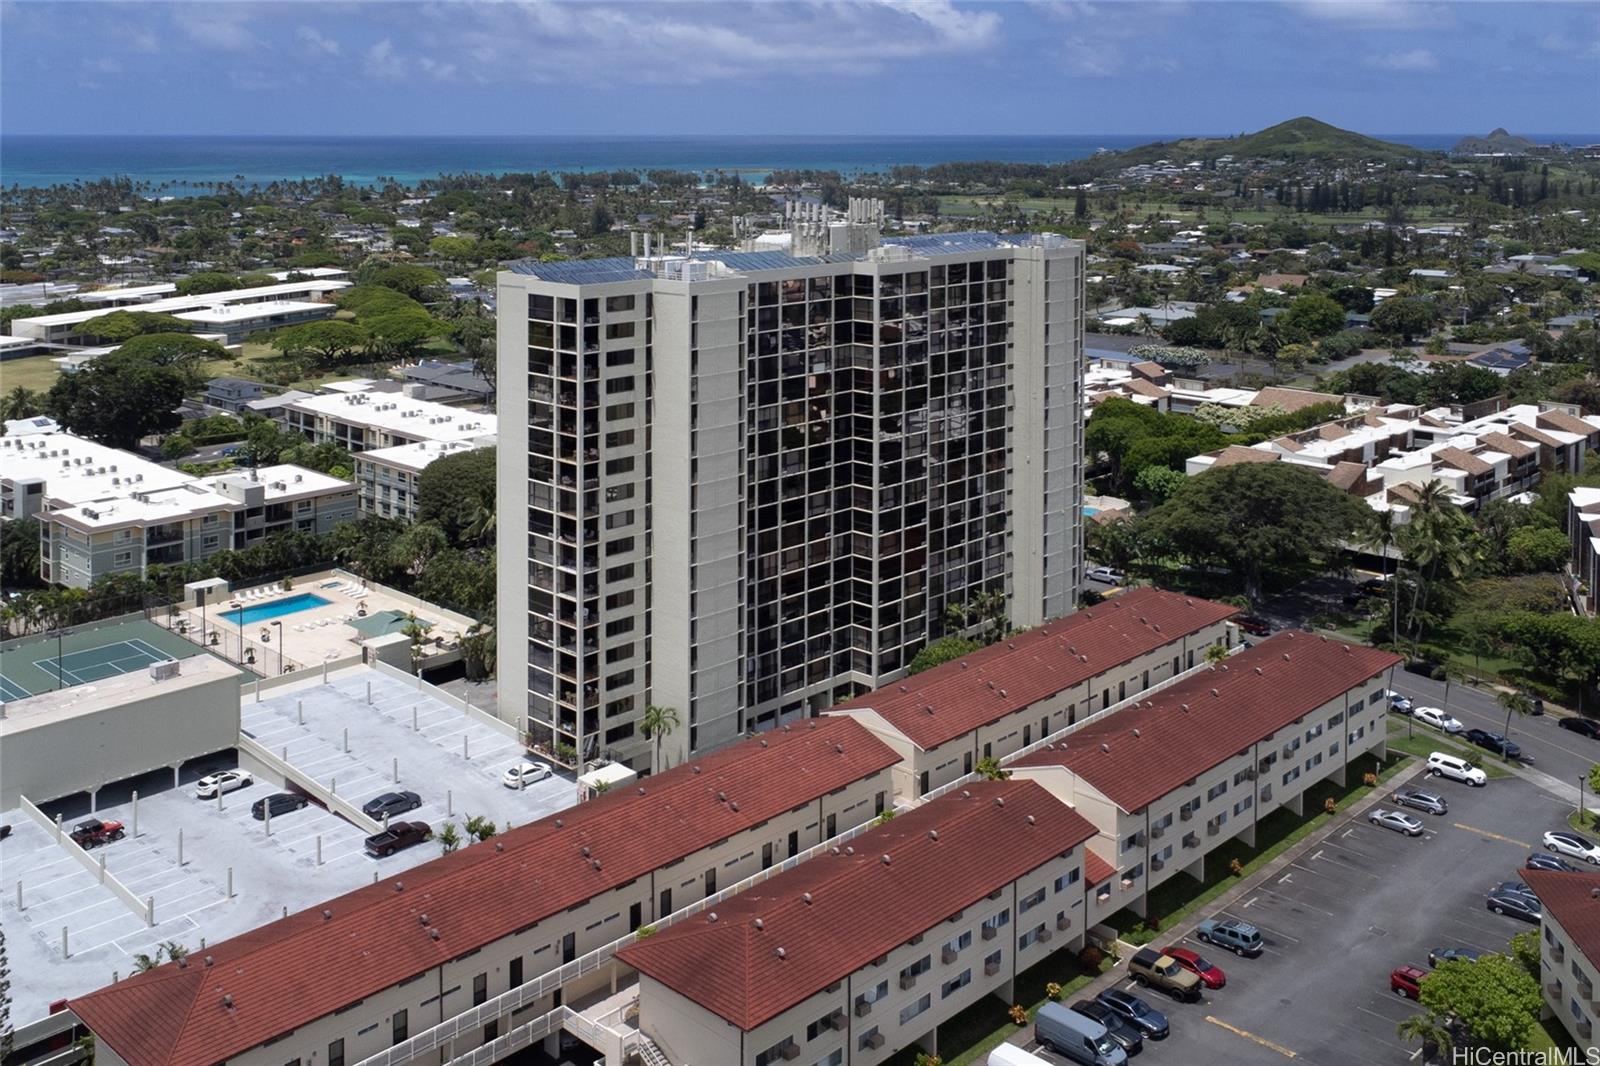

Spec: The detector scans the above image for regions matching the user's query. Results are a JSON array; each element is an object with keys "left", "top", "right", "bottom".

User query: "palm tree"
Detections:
[
  {"left": 1396, "top": 1013, "right": 1451, "bottom": 1064},
  {"left": 975, "top": 756, "right": 1010, "bottom": 781},
  {"left": 462, "top": 495, "right": 496, "bottom": 546},
  {"left": 1395, "top": 480, "right": 1476, "bottom": 653},
  {"left": 460, "top": 622, "right": 496, "bottom": 681},
  {"left": 1134, "top": 312, "right": 1156, "bottom": 338},
  {"left": 0, "top": 387, "right": 42, "bottom": 423},
  {"left": 643, "top": 704, "right": 681, "bottom": 772},
  {"left": 1360, "top": 509, "right": 1401, "bottom": 646},
  {"left": 1497, "top": 690, "right": 1534, "bottom": 750}
]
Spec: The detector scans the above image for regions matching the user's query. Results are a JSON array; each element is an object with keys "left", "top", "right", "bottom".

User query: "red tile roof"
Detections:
[
  {"left": 830, "top": 588, "right": 1237, "bottom": 751},
  {"left": 1084, "top": 852, "right": 1117, "bottom": 885},
  {"left": 1536, "top": 410, "right": 1600, "bottom": 438},
  {"left": 619, "top": 779, "right": 1095, "bottom": 1030},
  {"left": 1011, "top": 633, "right": 1401, "bottom": 813},
  {"left": 70, "top": 717, "right": 899, "bottom": 1066},
  {"left": 1435, "top": 446, "right": 1493, "bottom": 476},
  {"left": 1209, "top": 446, "right": 1279, "bottom": 468},
  {"left": 1251, "top": 386, "right": 1341, "bottom": 413},
  {"left": 1521, "top": 869, "right": 1600, "bottom": 964}
]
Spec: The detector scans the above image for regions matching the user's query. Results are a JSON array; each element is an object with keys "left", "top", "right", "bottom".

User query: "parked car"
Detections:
[
  {"left": 1160, "top": 945, "right": 1226, "bottom": 989},
  {"left": 1390, "top": 965, "right": 1428, "bottom": 999},
  {"left": 1127, "top": 948, "right": 1202, "bottom": 1001},
  {"left": 502, "top": 761, "right": 553, "bottom": 789},
  {"left": 1368, "top": 809, "right": 1425, "bottom": 837},
  {"left": 1558, "top": 717, "right": 1600, "bottom": 740},
  {"left": 364, "top": 821, "right": 432, "bottom": 858},
  {"left": 1235, "top": 616, "right": 1272, "bottom": 637},
  {"left": 1389, "top": 787, "right": 1447, "bottom": 816},
  {"left": 69, "top": 818, "right": 125, "bottom": 849},
  {"left": 1195, "top": 917, "right": 1264, "bottom": 957},
  {"left": 251, "top": 792, "right": 309, "bottom": 820},
  {"left": 1428, "top": 946, "right": 1484, "bottom": 967},
  {"left": 1413, "top": 707, "right": 1464, "bottom": 734},
  {"left": 195, "top": 770, "right": 253, "bottom": 799},
  {"left": 1462, "top": 729, "right": 1525, "bottom": 761},
  {"left": 1094, "top": 989, "right": 1170, "bottom": 1040},
  {"left": 1036, "top": 1002, "right": 1128, "bottom": 1065},
  {"left": 1542, "top": 830, "right": 1600, "bottom": 865},
  {"left": 1527, "top": 853, "right": 1578, "bottom": 873},
  {"left": 1086, "top": 566, "right": 1126, "bottom": 586},
  {"left": 1427, "top": 752, "right": 1486, "bottom": 786},
  {"left": 362, "top": 791, "right": 422, "bottom": 820},
  {"left": 1523, "top": 694, "right": 1545, "bottom": 716},
  {"left": 1491, "top": 879, "right": 1537, "bottom": 901},
  {"left": 1066, "top": 1000, "right": 1144, "bottom": 1056},
  {"left": 1486, "top": 890, "right": 1542, "bottom": 922},
  {"left": 1387, "top": 691, "right": 1414, "bottom": 715}
]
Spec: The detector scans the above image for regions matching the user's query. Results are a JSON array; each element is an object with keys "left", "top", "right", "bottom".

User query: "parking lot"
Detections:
[
  {"left": 1023, "top": 769, "right": 1568, "bottom": 1064},
  {"left": 4, "top": 666, "right": 578, "bottom": 1025},
  {"left": 243, "top": 667, "right": 573, "bottom": 833}
]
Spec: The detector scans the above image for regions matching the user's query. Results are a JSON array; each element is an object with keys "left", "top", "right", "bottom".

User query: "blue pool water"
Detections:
[
  {"left": 1083, "top": 507, "right": 1101, "bottom": 517},
  {"left": 222, "top": 593, "right": 331, "bottom": 627}
]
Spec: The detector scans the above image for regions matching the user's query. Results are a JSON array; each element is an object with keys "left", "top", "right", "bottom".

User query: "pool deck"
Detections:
[{"left": 153, "top": 571, "right": 479, "bottom": 675}]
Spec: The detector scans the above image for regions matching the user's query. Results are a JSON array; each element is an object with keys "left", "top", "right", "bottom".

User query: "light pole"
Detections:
[
  {"left": 198, "top": 588, "right": 208, "bottom": 649},
  {"left": 271, "top": 621, "right": 284, "bottom": 674}
]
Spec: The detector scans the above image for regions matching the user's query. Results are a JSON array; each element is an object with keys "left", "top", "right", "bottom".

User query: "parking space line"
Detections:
[
  {"left": 1452, "top": 823, "right": 1528, "bottom": 848},
  {"left": 1204, "top": 1016, "right": 1297, "bottom": 1058}
]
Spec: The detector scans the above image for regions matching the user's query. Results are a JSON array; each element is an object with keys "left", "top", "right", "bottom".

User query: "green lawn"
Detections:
[
  {"left": 2, "top": 352, "right": 65, "bottom": 393},
  {"left": 1386, "top": 718, "right": 1514, "bottom": 779},
  {"left": 1526, "top": 1014, "right": 1579, "bottom": 1054},
  {"left": 882, "top": 954, "right": 1113, "bottom": 1066},
  {"left": 1106, "top": 750, "right": 1411, "bottom": 945}
]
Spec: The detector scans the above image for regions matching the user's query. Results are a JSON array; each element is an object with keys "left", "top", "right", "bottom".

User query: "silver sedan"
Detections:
[{"left": 1369, "top": 808, "right": 1425, "bottom": 837}]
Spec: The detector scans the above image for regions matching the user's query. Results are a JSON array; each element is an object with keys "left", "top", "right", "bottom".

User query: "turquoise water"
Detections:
[
  {"left": 1084, "top": 507, "right": 1101, "bottom": 517},
  {"left": 222, "top": 593, "right": 331, "bottom": 627}
]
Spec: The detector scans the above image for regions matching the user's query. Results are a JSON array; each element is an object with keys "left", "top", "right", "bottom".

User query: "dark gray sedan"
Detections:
[
  {"left": 362, "top": 790, "right": 422, "bottom": 819},
  {"left": 1389, "top": 787, "right": 1448, "bottom": 816}
]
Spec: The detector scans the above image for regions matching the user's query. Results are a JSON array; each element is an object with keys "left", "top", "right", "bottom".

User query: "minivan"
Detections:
[
  {"left": 1427, "top": 752, "right": 1487, "bottom": 786},
  {"left": 987, "top": 1045, "right": 1054, "bottom": 1066},
  {"left": 1034, "top": 1002, "right": 1128, "bottom": 1066}
]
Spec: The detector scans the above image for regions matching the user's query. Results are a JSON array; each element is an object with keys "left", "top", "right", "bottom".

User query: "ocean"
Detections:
[{"left": 5, "top": 133, "right": 1591, "bottom": 192}]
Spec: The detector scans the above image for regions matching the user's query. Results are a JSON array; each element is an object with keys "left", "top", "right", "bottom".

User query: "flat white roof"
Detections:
[
  {"left": 0, "top": 432, "right": 191, "bottom": 504},
  {"left": 175, "top": 300, "right": 333, "bottom": 325},
  {"left": 76, "top": 282, "right": 178, "bottom": 304},
  {"left": 356, "top": 437, "right": 491, "bottom": 474},
  {"left": 283, "top": 391, "right": 497, "bottom": 444},
  {"left": 265, "top": 267, "right": 349, "bottom": 281},
  {"left": 10, "top": 280, "right": 349, "bottom": 329},
  {"left": 50, "top": 463, "right": 351, "bottom": 531}
]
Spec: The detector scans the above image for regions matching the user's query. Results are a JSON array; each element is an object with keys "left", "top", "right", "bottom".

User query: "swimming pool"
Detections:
[{"left": 222, "top": 592, "right": 331, "bottom": 627}]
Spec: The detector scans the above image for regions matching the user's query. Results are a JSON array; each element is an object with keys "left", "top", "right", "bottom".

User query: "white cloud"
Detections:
[
  {"left": 1034, "top": 0, "right": 1185, "bottom": 77},
  {"left": 180, "top": 7, "right": 260, "bottom": 51},
  {"left": 296, "top": 25, "right": 341, "bottom": 57},
  {"left": 364, "top": 38, "right": 406, "bottom": 79},
  {"left": 1291, "top": 1, "right": 1451, "bottom": 31},
  {"left": 1370, "top": 48, "right": 1438, "bottom": 71},
  {"left": 419, "top": 57, "right": 458, "bottom": 82}
]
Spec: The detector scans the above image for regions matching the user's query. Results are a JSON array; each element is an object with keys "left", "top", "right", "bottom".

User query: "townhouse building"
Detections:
[
  {"left": 39, "top": 465, "right": 356, "bottom": 587},
  {"left": 1010, "top": 632, "right": 1401, "bottom": 925},
  {"left": 354, "top": 438, "right": 495, "bottom": 521},
  {"left": 68, "top": 717, "right": 898, "bottom": 1066},
  {"left": 620, "top": 779, "right": 1098, "bottom": 1066},
  {"left": 825, "top": 587, "right": 1237, "bottom": 800},
  {"left": 498, "top": 211, "right": 1086, "bottom": 772},
  {"left": 279, "top": 390, "right": 497, "bottom": 454},
  {"left": 1571, "top": 486, "right": 1600, "bottom": 615},
  {"left": 1522, "top": 868, "right": 1600, "bottom": 1046}
]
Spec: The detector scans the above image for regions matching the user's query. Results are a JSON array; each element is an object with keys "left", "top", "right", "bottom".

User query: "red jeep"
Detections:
[{"left": 70, "top": 819, "right": 126, "bottom": 849}]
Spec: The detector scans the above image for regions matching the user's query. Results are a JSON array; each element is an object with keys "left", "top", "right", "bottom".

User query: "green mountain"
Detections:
[
  {"left": 1102, "top": 117, "right": 1428, "bottom": 167},
  {"left": 1451, "top": 128, "right": 1536, "bottom": 155}
]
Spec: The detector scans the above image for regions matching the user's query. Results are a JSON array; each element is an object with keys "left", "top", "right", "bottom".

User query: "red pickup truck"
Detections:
[{"left": 365, "top": 821, "right": 432, "bottom": 858}]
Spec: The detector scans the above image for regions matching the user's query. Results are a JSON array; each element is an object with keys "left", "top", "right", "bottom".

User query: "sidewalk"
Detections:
[{"left": 1005, "top": 758, "right": 1427, "bottom": 1053}]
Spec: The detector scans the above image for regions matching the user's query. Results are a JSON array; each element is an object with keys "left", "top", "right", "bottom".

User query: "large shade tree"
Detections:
[{"left": 46, "top": 350, "right": 187, "bottom": 447}]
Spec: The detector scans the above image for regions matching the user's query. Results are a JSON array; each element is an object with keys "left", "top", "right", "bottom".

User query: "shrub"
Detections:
[
  {"left": 1323, "top": 796, "right": 1338, "bottom": 815},
  {"left": 1228, "top": 857, "right": 1244, "bottom": 877},
  {"left": 1363, "top": 772, "right": 1378, "bottom": 787},
  {"left": 1046, "top": 982, "right": 1062, "bottom": 1001},
  {"left": 635, "top": 925, "right": 657, "bottom": 940},
  {"left": 1078, "top": 945, "right": 1104, "bottom": 970},
  {"left": 1009, "top": 1004, "right": 1028, "bottom": 1026}
]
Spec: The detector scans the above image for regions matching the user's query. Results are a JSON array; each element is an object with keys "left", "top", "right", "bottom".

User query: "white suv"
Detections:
[{"left": 1427, "top": 752, "right": 1486, "bottom": 787}]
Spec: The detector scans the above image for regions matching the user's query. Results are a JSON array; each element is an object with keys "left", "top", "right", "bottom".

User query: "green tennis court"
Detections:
[{"left": 0, "top": 618, "right": 202, "bottom": 702}]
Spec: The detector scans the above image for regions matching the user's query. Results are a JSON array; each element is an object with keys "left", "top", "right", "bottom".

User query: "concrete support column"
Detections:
[
  {"left": 1287, "top": 790, "right": 1304, "bottom": 817},
  {"left": 1332, "top": 761, "right": 1348, "bottom": 787},
  {"left": 1239, "top": 820, "right": 1257, "bottom": 849},
  {"left": 1184, "top": 851, "right": 1205, "bottom": 885}
]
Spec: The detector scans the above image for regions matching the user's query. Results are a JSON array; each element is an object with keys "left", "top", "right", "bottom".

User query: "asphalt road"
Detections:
[{"left": 1025, "top": 773, "right": 1574, "bottom": 1065}]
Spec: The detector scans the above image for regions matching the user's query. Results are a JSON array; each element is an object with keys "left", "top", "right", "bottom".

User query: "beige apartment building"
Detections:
[
  {"left": 354, "top": 438, "right": 493, "bottom": 521},
  {"left": 621, "top": 779, "right": 1097, "bottom": 1066},
  {"left": 1523, "top": 869, "right": 1600, "bottom": 1045},
  {"left": 826, "top": 587, "right": 1237, "bottom": 800},
  {"left": 1010, "top": 632, "right": 1401, "bottom": 925},
  {"left": 69, "top": 717, "right": 898, "bottom": 1066}
]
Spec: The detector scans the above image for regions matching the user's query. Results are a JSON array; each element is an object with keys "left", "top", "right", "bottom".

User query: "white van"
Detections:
[
  {"left": 988, "top": 1045, "right": 1055, "bottom": 1066},
  {"left": 1428, "top": 751, "right": 1487, "bottom": 786}
]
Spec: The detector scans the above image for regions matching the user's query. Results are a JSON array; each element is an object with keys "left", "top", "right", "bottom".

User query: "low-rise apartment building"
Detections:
[
  {"left": 39, "top": 464, "right": 356, "bottom": 587},
  {"left": 1010, "top": 632, "right": 1401, "bottom": 925},
  {"left": 1571, "top": 487, "right": 1600, "bottom": 616},
  {"left": 621, "top": 779, "right": 1098, "bottom": 1066},
  {"left": 279, "top": 389, "right": 497, "bottom": 453},
  {"left": 1522, "top": 868, "right": 1600, "bottom": 1045},
  {"left": 69, "top": 717, "right": 899, "bottom": 1066},
  {"left": 826, "top": 587, "right": 1238, "bottom": 800},
  {"left": 355, "top": 437, "right": 495, "bottom": 521},
  {"left": 1188, "top": 401, "right": 1600, "bottom": 519}
]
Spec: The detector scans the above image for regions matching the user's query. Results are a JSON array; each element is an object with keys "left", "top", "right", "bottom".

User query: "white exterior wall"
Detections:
[
  {"left": 637, "top": 847, "right": 1086, "bottom": 1066},
  {"left": 495, "top": 277, "right": 531, "bottom": 741},
  {"left": 1541, "top": 911, "right": 1599, "bottom": 1045}
]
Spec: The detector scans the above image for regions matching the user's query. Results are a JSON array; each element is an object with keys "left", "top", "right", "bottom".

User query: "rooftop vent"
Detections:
[
  {"left": 845, "top": 846, "right": 855, "bottom": 856},
  {"left": 928, "top": 830, "right": 939, "bottom": 841},
  {"left": 430, "top": 929, "right": 440, "bottom": 940},
  {"left": 222, "top": 995, "right": 233, "bottom": 1009},
  {"left": 692, "top": 766, "right": 701, "bottom": 774},
  {"left": 994, "top": 797, "right": 1005, "bottom": 808},
  {"left": 881, "top": 854, "right": 892, "bottom": 865},
  {"left": 555, "top": 818, "right": 563, "bottom": 828},
  {"left": 1132, "top": 728, "right": 1141, "bottom": 738},
  {"left": 637, "top": 786, "right": 646, "bottom": 795},
  {"left": 204, "top": 955, "right": 214, "bottom": 967},
  {"left": 987, "top": 681, "right": 996, "bottom": 690},
  {"left": 716, "top": 791, "right": 727, "bottom": 802},
  {"left": 1026, "top": 814, "right": 1036, "bottom": 825},
  {"left": 495, "top": 842, "right": 504, "bottom": 852},
  {"left": 592, "top": 859, "right": 602, "bottom": 870},
  {"left": 1282, "top": 653, "right": 1291, "bottom": 662},
  {"left": 834, "top": 743, "right": 843, "bottom": 754},
  {"left": 418, "top": 914, "right": 430, "bottom": 926},
  {"left": 730, "top": 801, "right": 740, "bottom": 812},
  {"left": 707, "top": 911, "right": 719, "bottom": 923},
  {"left": 1100, "top": 743, "right": 1110, "bottom": 753},
  {"left": 395, "top": 882, "right": 404, "bottom": 892},
  {"left": 753, "top": 918, "right": 765, "bottom": 930},
  {"left": 775, "top": 947, "right": 787, "bottom": 959},
  {"left": 899, "top": 685, "right": 907, "bottom": 693},
  {"left": 322, "top": 909, "right": 333, "bottom": 920},
  {"left": 1254, "top": 667, "right": 1263, "bottom": 676},
  {"left": 802, "top": 892, "right": 814, "bottom": 904},
  {"left": 925, "top": 705, "right": 935, "bottom": 715},
  {"left": 760, "top": 739, "right": 768, "bottom": 748}
]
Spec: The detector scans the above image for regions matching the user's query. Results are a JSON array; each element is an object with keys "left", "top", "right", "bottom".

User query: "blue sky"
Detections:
[{"left": 2, "top": 0, "right": 1596, "bottom": 137}]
